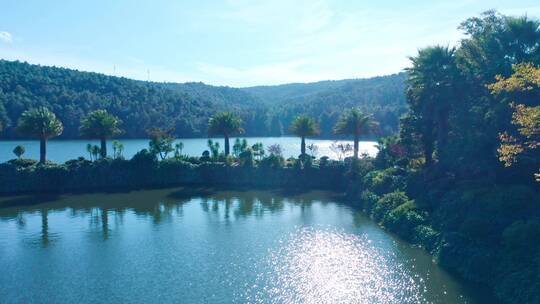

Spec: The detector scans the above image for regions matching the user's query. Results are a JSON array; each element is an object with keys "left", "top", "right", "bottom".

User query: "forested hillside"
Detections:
[
  {"left": 0, "top": 60, "right": 406, "bottom": 139},
  {"left": 0, "top": 60, "right": 263, "bottom": 138},
  {"left": 244, "top": 74, "right": 407, "bottom": 136}
]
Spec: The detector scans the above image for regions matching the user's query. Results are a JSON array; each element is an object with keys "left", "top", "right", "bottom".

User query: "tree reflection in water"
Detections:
[
  {"left": 40, "top": 208, "right": 49, "bottom": 247},
  {"left": 0, "top": 187, "right": 343, "bottom": 245}
]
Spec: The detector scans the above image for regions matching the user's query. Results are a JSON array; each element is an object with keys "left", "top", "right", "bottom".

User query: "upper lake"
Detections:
[{"left": 0, "top": 137, "right": 377, "bottom": 163}]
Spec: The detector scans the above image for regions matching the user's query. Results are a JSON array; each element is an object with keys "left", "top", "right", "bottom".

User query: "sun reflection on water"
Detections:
[{"left": 244, "top": 227, "right": 427, "bottom": 304}]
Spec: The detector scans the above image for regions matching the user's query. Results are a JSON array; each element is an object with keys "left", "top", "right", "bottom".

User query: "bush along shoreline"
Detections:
[
  {"left": 346, "top": 161, "right": 540, "bottom": 304},
  {"left": 0, "top": 153, "right": 348, "bottom": 195}
]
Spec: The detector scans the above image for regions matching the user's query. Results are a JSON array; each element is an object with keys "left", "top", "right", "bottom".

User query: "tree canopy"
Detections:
[
  {"left": 489, "top": 63, "right": 540, "bottom": 180},
  {"left": 334, "top": 108, "right": 378, "bottom": 158},
  {"left": 334, "top": 108, "right": 378, "bottom": 136},
  {"left": 208, "top": 112, "right": 244, "bottom": 155},
  {"left": 16, "top": 107, "right": 63, "bottom": 163},
  {"left": 290, "top": 115, "right": 319, "bottom": 138},
  {"left": 207, "top": 112, "right": 244, "bottom": 137},
  {"left": 17, "top": 107, "right": 63, "bottom": 140},
  {"left": 79, "top": 110, "right": 123, "bottom": 139}
]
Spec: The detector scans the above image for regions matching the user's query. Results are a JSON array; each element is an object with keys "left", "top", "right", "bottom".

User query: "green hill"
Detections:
[
  {"left": 243, "top": 74, "right": 407, "bottom": 136},
  {"left": 0, "top": 59, "right": 406, "bottom": 139}
]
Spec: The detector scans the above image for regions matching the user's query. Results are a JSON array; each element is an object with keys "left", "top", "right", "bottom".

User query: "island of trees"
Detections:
[{"left": 0, "top": 10, "right": 539, "bottom": 304}]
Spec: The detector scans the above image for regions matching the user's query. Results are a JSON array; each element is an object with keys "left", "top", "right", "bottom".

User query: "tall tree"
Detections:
[
  {"left": 452, "top": 11, "right": 540, "bottom": 171},
  {"left": 207, "top": 112, "right": 244, "bottom": 156},
  {"left": 406, "top": 45, "right": 458, "bottom": 166},
  {"left": 489, "top": 63, "right": 540, "bottom": 181},
  {"left": 290, "top": 115, "right": 318, "bottom": 156},
  {"left": 17, "top": 107, "right": 63, "bottom": 163},
  {"left": 80, "top": 110, "right": 123, "bottom": 158},
  {"left": 334, "top": 108, "right": 378, "bottom": 158}
]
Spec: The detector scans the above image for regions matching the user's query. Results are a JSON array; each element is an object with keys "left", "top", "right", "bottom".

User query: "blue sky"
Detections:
[{"left": 1, "top": 0, "right": 539, "bottom": 87}]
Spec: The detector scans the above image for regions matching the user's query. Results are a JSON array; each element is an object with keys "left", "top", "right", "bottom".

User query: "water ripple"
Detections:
[{"left": 244, "top": 227, "right": 427, "bottom": 304}]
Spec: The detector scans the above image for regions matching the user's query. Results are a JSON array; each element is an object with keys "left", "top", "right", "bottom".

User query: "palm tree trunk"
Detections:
[
  {"left": 301, "top": 136, "right": 306, "bottom": 155},
  {"left": 39, "top": 137, "right": 46, "bottom": 163},
  {"left": 100, "top": 138, "right": 107, "bottom": 158},
  {"left": 354, "top": 131, "right": 360, "bottom": 159},
  {"left": 224, "top": 134, "right": 230, "bottom": 156}
]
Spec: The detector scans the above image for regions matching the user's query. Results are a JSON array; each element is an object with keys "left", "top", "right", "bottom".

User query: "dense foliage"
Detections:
[
  {"left": 355, "top": 11, "right": 540, "bottom": 304},
  {"left": 0, "top": 60, "right": 406, "bottom": 139},
  {"left": 490, "top": 63, "right": 540, "bottom": 180}
]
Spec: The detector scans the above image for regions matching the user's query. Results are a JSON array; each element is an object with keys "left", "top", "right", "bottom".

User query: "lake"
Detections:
[
  {"left": 0, "top": 188, "right": 486, "bottom": 303},
  {"left": 0, "top": 137, "right": 377, "bottom": 163}
]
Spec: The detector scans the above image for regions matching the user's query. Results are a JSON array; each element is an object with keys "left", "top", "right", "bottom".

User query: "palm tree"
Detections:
[
  {"left": 17, "top": 107, "right": 63, "bottom": 163},
  {"left": 207, "top": 112, "right": 244, "bottom": 156},
  {"left": 86, "top": 143, "right": 94, "bottom": 161},
  {"left": 334, "top": 108, "right": 378, "bottom": 159},
  {"left": 406, "top": 45, "right": 457, "bottom": 165},
  {"left": 290, "top": 115, "right": 318, "bottom": 156},
  {"left": 80, "top": 110, "right": 123, "bottom": 158}
]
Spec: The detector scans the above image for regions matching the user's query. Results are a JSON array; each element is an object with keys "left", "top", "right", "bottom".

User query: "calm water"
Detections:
[
  {"left": 0, "top": 137, "right": 377, "bottom": 163},
  {"left": 0, "top": 188, "right": 485, "bottom": 303}
]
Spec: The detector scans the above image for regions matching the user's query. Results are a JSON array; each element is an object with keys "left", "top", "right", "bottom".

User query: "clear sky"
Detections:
[{"left": 1, "top": 0, "right": 539, "bottom": 87}]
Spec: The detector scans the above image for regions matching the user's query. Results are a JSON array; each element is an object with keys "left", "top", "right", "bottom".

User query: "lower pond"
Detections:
[{"left": 0, "top": 188, "right": 486, "bottom": 303}]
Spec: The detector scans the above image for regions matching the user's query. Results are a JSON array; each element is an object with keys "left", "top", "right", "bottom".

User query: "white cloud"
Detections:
[
  {"left": 216, "top": 0, "right": 335, "bottom": 35},
  {"left": 193, "top": 0, "right": 470, "bottom": 86},
  {"left": 0, "top": 31, "right": 12, "bottom": 43},
  {"left": 196, "top": 60, "right": 326, "bottom": 86}
]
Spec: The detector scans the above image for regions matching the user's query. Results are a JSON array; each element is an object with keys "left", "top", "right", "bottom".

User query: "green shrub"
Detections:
[
  {"left": 297, "top": 153, "right": 313, "bottom": 169},
  {"left": 502, "top": 220, "right": 540, "bottom": 251},
  {"left": 372, "top": 191, "right": 410, "bottom": 221},
  {"left": 346, "top": 158, "right": 374, "bottom": 179},
  {"left": 413, "top": 225, "right": 440, "bottom": 251},
  {"left": 65, "top": 157, "right": 92, "bottom": 169},
  {"left": 494, "top": 220, "right": 540, "bottom": 304},
  {"left": 319, "top": 156, "right": 330, "bottom": 167},
  {"left": 359, "top": 190, "right": 379, "bottom": 212},
  {"left": 130, "top": 149, "right": 157, "bottom": 168},
  {"left": 8, "top": 158, "right": 38, "bottom": 168},
  {"left": 362, "top": 168, "right": 406, "bottom": 195},
  {"left": 200, "top": 150, "right": 211, "bottom": 162},
  {"left": 383, "top": 200, "right": 427, "bottom": 240},
  {"left": 239, "top": 148, "right": 254, "bottom": 167},
  {"left": 260, "top": 154, "right": 284, "bottom": 168}
]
